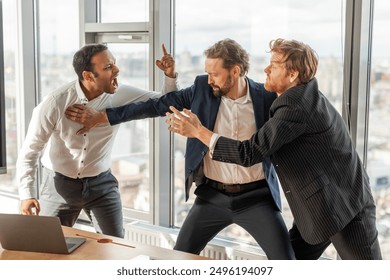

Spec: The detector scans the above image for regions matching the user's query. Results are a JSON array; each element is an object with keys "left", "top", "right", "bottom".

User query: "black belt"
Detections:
[{"left": 205, "top": 178, "right": 267, "bottom": 193}]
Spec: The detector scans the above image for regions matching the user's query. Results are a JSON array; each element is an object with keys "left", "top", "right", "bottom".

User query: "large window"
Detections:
[
  {"left": 0, "top": 0, "right": 388, "bottom": 260},
  {"left": 0, "top": 0, "right": 18, "bottom": 200},
  {"left": 106, "top": 43, "right": 151, "bottom": 214},
  {"left": 85, "top": 1, "right": 154, "bottom": 220},
  {"left": 0, "top": 0, "right": 154, "bottom": 221},
  {"left": 100, "top": 0, "right": 149, "bottom": 23},
  {"left": 38, "top": 0, "right": 79, "bottom": 98},
  {"left": 0, "top": 0, "right": 79, "bottom": 211},
  {"left": 174, "top": 0, "right": 345, "bottom": 258},
  {"left": 368, "top": 0, "right": 390, "bottom": 260}
]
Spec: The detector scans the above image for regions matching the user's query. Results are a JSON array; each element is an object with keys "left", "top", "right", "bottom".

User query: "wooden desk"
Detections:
[{"left": 0, "top": 226, "right": 210, "bottom": 260}]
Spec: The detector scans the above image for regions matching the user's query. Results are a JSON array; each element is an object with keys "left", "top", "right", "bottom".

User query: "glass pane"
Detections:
[
  {"left": 174, "top": 0, "right": 345, "bottom": 259},
  {"left": 38, "top": 0, "right": 79, "bottom": 97},
  {"left": 368, "top": 0, "right": 390, "bottom": 260},
  {"left": 0, "top": 0, "right": 18, "bottom": 195},
  {"left": 100, "top": 0, "right": 149, "bottom": 23},
  {"left": 106, "top": 43, "right": 150, "bottom": 213}
]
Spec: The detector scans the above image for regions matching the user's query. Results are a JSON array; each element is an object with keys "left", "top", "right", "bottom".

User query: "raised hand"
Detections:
[{"left": 156, "top": 43, "right": 176, "bottom": 78}]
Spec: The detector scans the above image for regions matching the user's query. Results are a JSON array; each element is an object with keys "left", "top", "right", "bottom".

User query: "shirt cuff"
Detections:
[
  {"left": 208, "top": 133, "right": 221, "bottom": 158},
  {"left": 19, "top": 187, "right": 36, "bottom": 200},
  {"left": 161, "top": 72, "right": 179, "bottom": 95},
  {"left": 164, "top": 72, "right": 179, "bottom": 86}
]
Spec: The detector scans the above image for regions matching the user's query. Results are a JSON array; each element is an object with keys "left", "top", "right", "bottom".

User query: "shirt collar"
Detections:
[
  {"left": 75, "top": 80, "right": 89, "bottom": 105},
  {"left": 222, "top": 77, "right": 251, "bottom": 104},
  {"left": 242, "top": 77, "right": 252, "bottom": 103}
]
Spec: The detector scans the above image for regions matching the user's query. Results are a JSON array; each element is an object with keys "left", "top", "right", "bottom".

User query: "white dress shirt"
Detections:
[
  {"left": 17, "top": 75, "right": 179, "bottom": 200},
  {"left": 204, "top": 79, "right": 265, "bottom": 184}
]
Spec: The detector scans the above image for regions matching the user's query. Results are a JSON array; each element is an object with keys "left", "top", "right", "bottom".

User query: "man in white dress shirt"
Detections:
[{"left": 16, "top": 43, "right": 178, "bottom": 237}]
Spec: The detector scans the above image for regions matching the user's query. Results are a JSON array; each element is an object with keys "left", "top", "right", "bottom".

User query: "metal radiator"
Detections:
[{"left": 124, "top": 221, "right": 267, "bottom": 260}]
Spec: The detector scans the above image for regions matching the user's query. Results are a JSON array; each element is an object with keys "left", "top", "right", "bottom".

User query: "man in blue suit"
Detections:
[{"left": 65, "top": 39, "right": 295, "bottom": 259}]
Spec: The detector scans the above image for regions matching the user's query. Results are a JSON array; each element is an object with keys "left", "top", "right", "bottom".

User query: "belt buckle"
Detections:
[{"left": 223, "top": 184, "right": 241, "bottom": 193}]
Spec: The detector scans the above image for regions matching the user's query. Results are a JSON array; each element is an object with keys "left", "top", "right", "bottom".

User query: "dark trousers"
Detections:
[
  {"left": 290, "top": 201, "right": 382, "bottom": 260},
  {"left": 174, "top": 183, "right": 295, "bottom": 260},
  {"left": 39, "top": 167, "right": 124, "bottom": 238}
]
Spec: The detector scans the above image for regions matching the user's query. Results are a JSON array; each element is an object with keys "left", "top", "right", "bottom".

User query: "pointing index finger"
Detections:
[{"left": 162, "top": 43, "right": 168, "bottom": 56}]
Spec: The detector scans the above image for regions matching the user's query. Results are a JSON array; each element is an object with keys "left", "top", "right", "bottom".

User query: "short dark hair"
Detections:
[
  {"left": 269, "top": 38, "right": 318, "bottom": 84},
  {"left": 204, "top": 39, "right": 250, "bottom": 76},
  {"left": 72, "top": 44, "right": 108, "bottom": 81}
]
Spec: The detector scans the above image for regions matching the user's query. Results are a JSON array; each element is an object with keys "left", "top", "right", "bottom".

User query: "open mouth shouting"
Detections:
[{"left": 111, "top": 74, "right": 119, "bottom": 90}]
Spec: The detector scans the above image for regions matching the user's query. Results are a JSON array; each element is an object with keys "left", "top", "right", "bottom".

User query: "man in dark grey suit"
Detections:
[
  {"left": 166, "top": 38, "right": 382, "bottom": 260},
  {"left": 65, "top": 39, "right": 295, "bottom": 259}
]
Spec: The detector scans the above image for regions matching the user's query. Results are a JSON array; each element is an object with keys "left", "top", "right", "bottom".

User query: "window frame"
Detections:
[{"left": 0, "top": 0, "right": 6, "bottom": 174}]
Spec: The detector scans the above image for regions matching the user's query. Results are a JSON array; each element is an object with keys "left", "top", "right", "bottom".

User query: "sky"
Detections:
[
  {"left": 1, "top": 0, "right": 389, "bottom": 58},
  {"left": 174, "top": 0, "right": 389, "bottom": 58}
]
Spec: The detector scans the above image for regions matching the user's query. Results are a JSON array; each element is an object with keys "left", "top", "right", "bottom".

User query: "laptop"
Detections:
[{"left": 0, "top": 213, "right": 86, "bottom": 254}]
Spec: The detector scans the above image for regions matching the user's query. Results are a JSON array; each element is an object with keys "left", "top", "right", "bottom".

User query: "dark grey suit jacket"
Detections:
[
  {"left": 212, "top": 78, "right": 374, "bottom": 244},
  {"left": 106, "top": 75, "right": 280, "bottom": 208}
]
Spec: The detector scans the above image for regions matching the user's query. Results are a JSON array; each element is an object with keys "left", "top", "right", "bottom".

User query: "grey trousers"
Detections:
[{"left": 39, "top": 167, "right": 124, "bottom": 238}]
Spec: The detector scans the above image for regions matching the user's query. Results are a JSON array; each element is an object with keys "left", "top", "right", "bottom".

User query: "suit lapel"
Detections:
[
  {"left": 248, "top": 78, "right": 265, "bottom": 129},
  {"left": 206, "top": 92, "right": 221, "bottom": 132}
]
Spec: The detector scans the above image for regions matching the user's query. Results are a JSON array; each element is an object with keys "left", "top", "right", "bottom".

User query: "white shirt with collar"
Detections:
[
  {"left": 204, "top": 79, "right": 265, "bottom": 184},
  {"left": 17, "top": 75, "right": 179, "bottom": 200}
]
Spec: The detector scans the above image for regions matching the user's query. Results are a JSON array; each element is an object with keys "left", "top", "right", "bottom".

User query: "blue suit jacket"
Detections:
[{"left": 107, "top": 75, "right": 281, "bottom": 209}]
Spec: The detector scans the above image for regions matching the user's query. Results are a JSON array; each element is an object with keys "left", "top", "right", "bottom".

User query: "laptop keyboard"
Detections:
[{"left": 67, "top": 243, "right": 76, "bottom": 250}]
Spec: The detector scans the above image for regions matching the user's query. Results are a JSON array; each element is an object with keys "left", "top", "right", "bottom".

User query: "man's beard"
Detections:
[
  {"left": 264, "top": 79, "right": 272, "bottom": 92},
  {"left": 212, "top": 76, "right": 233, "bottom": 97}
]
